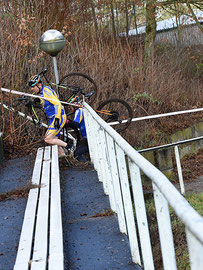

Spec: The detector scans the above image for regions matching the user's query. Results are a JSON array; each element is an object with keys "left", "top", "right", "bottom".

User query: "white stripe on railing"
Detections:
[
  {"left": 0, "top": 102, "right": 48, "bottom": 128},
  {"left": 1, "top": 87, "right": 203, "bottom": 123},
  {"left": 83, "top": 101, "right": 203, "bottom": 270},
  {"left": 1, "top": 87, "right": 82, "bottom": 108},
  {"left": 0, "top": 102, "right": 77, "bottom": 147}
]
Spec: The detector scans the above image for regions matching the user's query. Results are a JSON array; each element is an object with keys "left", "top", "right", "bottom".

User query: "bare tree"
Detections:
[
  {"left": 110, "top": 1, "right": 117, "bottom": 40},
  {"left": 145, "top": 0, "right": 157, "bottom": 58}
]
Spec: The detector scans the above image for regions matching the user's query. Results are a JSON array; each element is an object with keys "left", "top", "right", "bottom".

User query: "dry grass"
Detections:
[
  {"left": 1, "top": 9, "right": 203, "bottom": 154},
  {"left": 173, "top": 149, "right": 203, "bottom": 183},
  {"left": 0, "top": 183, "right": 39, "bottom": 201}
]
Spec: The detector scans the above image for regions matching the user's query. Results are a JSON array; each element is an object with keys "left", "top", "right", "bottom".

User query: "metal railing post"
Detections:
[
  {"left": 174, "top": 145, "right": 185, "bottom": 195},
  {"left": 105, "top": 133, "right": 127, "bottom": 234},
  {"left": 83, "top": 101, "right": 203, "bottom": 270},
  {"left": 83, "top": 109, "right": 95, "bottom": 164},
  {"left": 115, "top": 144, "right": 141, "bottom": 265},
  {"left": 153, "top": 183, "right": 177, "bottom": 270},
  {"left": 186, "top": 229, "right": 203, "bottom": 269},
  {"left": 95, "top": 122, "right": 109, "bottom": 194},
  {"left": 97, "top": 127, "right": 117, "bottom": 210},
  {"left": 128, "top": 158, "right": 154, "bottom": 270}
]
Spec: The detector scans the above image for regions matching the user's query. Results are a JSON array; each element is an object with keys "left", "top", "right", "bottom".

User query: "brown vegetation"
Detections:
[
  {"left": 0, "top": 183, "right": 39, "bottom": 201},
  {"left": 0, "top": 0, "right": 202, "bottom": 156}
]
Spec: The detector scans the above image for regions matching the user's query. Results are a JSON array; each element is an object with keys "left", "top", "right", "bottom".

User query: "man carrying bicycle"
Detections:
[{"left": 28, "top": 74, "right": 69, "bottom": 157}]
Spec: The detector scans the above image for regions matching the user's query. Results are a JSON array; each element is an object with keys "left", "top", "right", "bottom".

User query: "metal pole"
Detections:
[
  {"left": 53, "top": 57, "right": 59, "bottom": 96},
  {"left": 174, "top": 145, "right": 185, "bottom": 195}
]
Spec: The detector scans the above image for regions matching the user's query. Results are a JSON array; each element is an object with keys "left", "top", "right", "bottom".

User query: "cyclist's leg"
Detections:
[
  {"left": 74, "top": 138, "right": 88, "bottom": 161},
  {"left": 44, "top": 132, "right": 66, "bottom": 147},
  {"left": 44, "top": 114, "right": 67, "bottom": 156}
]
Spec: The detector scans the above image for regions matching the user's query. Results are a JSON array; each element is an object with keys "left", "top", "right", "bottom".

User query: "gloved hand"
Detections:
[
  {"left": 25, "top": 98, "right": 32, "bottom": 107},
  {"left": 54, "top": 118, "right": 60, "bottom": 129},
  {"left": 34, "top": 98, "right": 40, "bottom": 105},
  {"left": 33, "top": 98, "right": 42, "bottom": 108},
  {"left": 66, "top": 119, "right": 80, "bottom": 129}
]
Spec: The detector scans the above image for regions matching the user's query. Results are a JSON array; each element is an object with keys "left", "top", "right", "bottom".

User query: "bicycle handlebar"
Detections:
[{"left": 38, "top": 67, "right": 48, "bottom": 76}]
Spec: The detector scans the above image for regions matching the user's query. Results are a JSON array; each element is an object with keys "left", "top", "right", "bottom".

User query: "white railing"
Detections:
[
  {"left": 139, "top": 136, "right": 203, "bottom": 195},
  {"left": 83, "top": 102, "right": 203, "bottom": 270}
]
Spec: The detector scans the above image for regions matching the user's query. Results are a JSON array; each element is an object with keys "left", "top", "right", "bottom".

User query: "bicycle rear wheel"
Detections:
[
  {"left": 59, "top": 73, "right": 98, "bottom": 107},
  {"left": 96, "top": 98, "right": 133, "bottom": 132}
]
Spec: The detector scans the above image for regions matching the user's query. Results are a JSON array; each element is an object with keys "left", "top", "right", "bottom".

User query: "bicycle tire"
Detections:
[
  {"left": 12, "top": 96, "right": 30, "bottom": 108},
  {"left": 12, "top": 98, "right": 48, "bottom": 143},
  {"left": 59, "top": 73, "right": 98, "bottom": 108},
  {"left": 96, "top": 98, "right": 133, "bottom": 132}
]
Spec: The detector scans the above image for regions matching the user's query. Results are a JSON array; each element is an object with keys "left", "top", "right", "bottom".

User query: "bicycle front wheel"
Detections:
[
  {"left": 96, "top": 98, "right": 133, "bottom": 132},
  {"left": 12, "top": 98, "right": 48, "bottom": 143},
  {"left": 59, "top": 73, "right": 98, "bottom": 106}
]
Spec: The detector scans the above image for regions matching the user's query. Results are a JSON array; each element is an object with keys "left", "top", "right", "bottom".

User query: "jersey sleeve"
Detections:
[
  {"left": 43, "top": 87, "right": 62, "bottom": 118},
  {"left": 74, "top": 108, "right": 83, "bottom": 124}
]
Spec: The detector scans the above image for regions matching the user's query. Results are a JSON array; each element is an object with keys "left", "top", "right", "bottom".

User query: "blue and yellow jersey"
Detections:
[
  {"left": 39, "top": 85, "right": 63, "bottom": 119},
  {"left": 39, "top": 85, "right": 66, "bottom": 137},
  {"left": 74, "top": 108, "right": 87, "bottom": 138}
]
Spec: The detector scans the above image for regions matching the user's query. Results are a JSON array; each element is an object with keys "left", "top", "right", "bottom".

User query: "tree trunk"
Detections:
[
  {"left": 132, "top": 2, "right": 138, "bottom": 35},
  {"left": 145, "top": 0, "right": 157, "bottom": 59},
  {"left": 125, "top": 0, "right": 129, "bottom": 38},
  {"left": 110, "top": 1, "right": 117, "bottom": 41},
  {"left": 90, "top": 1, "right": 99, "bottom": 40}
]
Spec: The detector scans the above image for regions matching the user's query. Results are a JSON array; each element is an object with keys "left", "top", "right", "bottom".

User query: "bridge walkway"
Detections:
[
  {"left": 60, "top": 166, "right": 141, "bottom": 270},
  {"left": 0, "top": 154, "right": 202, "bottom": 269}
]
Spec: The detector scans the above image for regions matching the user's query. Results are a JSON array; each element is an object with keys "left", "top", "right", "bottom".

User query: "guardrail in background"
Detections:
[
  {"left": 83, "top": 102, "right": 203, "bottom": 270},
  {"left": 138, "top": 136, "right": 203, "bottom": 195},
  {"left": 0, "top": 102, "right": 48, "bottom": 128},
  {"left": 0, "top": 102, "right": 77, "bottom": 146}
]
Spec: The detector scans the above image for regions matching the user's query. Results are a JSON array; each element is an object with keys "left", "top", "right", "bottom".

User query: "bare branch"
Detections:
[
  {"left": 186, "top": 3, "right": 203, "bottom": 32},
  {"left": 157, "top": 0, "right": 202, "bottom": 6}
]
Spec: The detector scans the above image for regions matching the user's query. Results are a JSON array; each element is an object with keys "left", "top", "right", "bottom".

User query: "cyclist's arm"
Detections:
[
  {"left": 67, "top": 107, "right": 83, "bottom": 129},
  {"left": 74, "top": 108, "right": 83, "bottom": 124},
  {"left": 66, "top": 108, "right": 83, "bottom": 129}
]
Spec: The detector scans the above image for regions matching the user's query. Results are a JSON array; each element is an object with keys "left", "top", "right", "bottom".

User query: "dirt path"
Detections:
[{"left": 175, "top": 175, "right": 203, "bottom": 194}]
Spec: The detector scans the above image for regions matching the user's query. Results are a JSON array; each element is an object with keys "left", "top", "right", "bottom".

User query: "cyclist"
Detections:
[
  {"left": 66, "top": 103, "right": 89, "bottom": 162},
  {"left": 28, "top": 74, "right": 69, "bottom": 157}
]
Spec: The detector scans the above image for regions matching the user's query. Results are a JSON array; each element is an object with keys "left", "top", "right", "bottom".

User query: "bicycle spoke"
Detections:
[{"left": 59, "top": 73, "right": 98, "bottom": 115}]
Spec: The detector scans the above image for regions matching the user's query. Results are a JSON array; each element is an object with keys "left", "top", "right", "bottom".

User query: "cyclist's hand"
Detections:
[
  {"left": 66, "top": 119, "right": 80, "bottom": 129},
  {"left": 25, "top": 99, "right": 32, "bottom": 107},
  {"left": 34, "top": 98, "right": 40, "bottom": 105},
  {"left": 33, "top": 98, "right": 42, "bottom": 108},
  {"left": 54, "top": 118, "right": 60, "bottom": 129}
]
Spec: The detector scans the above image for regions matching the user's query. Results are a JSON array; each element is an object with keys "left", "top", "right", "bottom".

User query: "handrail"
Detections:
[
  {"left": 84, "top": 101, "right": 203, "bottom": 241},
  {"left": 138, "top": 135, "right": 203, "bottom": 195},
  {"left": 83, "top": 101, "right": 203, "bottom": 269},
  {"left": 138, "top": 136, "right": 203, "bottom": 153}
]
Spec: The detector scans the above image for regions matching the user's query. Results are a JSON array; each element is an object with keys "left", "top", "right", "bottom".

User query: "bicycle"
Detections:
[
  {"left": 11, "top": 96, "right": 80, "bottom": 152},
  {"left": 11, "top": 67, "right": 132, "bottom": 150},
  {"left": 39, "top": 68, "right": 133, "bottom": 132}
]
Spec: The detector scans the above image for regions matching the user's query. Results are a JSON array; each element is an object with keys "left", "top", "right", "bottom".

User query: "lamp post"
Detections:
[{"left": 39, "top": 29, "right": 65, "bottom": 94}]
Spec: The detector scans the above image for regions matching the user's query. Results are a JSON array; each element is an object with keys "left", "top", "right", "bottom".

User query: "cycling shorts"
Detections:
[{"left": 48, "top": 112, "right": 67, "bottom": 138}]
